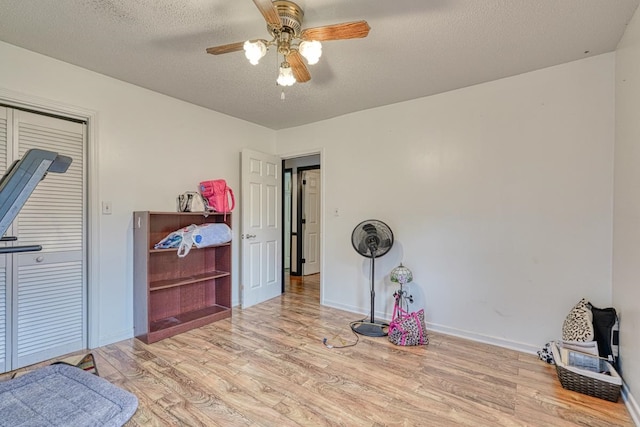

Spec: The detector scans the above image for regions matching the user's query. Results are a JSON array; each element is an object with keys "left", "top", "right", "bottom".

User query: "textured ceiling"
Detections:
[{"left": 0, "top": 0, "right": 638, "bottom": 130}]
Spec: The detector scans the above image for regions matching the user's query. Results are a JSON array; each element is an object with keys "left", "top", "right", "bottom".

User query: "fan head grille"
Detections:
[{"left": 351, "top": 220, "right": 394, "bottom": 258}]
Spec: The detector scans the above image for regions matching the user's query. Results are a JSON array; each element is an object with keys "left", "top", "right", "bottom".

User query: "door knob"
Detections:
[{"left": 242, "top": 234, "right": 257, "bottom": 239}]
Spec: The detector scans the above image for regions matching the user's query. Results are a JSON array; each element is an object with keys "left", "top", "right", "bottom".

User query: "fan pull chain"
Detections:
[{"left": 281, "top": 90, "right": 286, "bottom": 101}]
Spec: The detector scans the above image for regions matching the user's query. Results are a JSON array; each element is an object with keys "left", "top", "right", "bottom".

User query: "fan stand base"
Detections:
[{"left": 351, "top": 320, "right": 389, "bottom": 337}]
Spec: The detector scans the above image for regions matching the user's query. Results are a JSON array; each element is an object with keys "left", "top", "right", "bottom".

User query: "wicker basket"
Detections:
[
  {"left": 555, "top": 363, "right": 621, "bottom": 402},
  {"left": 551, "top": 342, "right": 621, "bottom": 402}
]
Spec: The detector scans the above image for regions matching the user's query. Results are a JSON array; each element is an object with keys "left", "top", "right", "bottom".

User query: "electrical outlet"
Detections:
[
  {"left": 334, "top": 208, "right": 340, "bottom": 217},
  {"left": 102, "top": 201, "right": 112, "bottom": 215}
]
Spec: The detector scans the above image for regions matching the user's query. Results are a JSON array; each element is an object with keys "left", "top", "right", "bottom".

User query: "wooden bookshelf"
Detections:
[{"left": 133, "top": 211, "right": 232, "bottom": 344}]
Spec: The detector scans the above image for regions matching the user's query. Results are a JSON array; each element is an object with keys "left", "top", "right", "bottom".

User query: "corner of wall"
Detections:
[{"left": 623, "top": 383, "right": 640, "bottom": 426}]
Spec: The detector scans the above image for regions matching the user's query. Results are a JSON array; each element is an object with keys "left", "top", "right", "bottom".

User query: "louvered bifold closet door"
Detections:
[
  {"left": 0, "top": 106, "right": 9, "bottom": 372},
  {"left": 12, "top": 110, "right": 86, "bottom": 369}
]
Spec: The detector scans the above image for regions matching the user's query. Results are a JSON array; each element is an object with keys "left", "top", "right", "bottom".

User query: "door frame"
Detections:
[
  {"left": 0, "top": 88, "right": 100, "bottom": 349},
  {"left": 279, "top": 149, "right": 324, "bottom": 300},
  {"left": 283, "top": 168, "right": 293, "bottom": 273}
]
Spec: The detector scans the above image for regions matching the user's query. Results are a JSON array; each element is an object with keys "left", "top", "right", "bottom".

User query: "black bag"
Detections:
[{"left": 588, "top": 303, "right": 619, "bottom": 368}]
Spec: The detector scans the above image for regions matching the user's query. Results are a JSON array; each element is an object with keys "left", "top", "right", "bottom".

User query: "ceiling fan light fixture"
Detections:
[
  {"left": 243, "top": 40, "right": 267, "bottom": 65},
  {"left": 277, "top": 61, "right": 296, "bottom": 86},
  {"left": 299, "top": 40, "right": 322, "bottom": 65},
  {"left": 206, "top": 1, "right": 371, "bottom": 87}
]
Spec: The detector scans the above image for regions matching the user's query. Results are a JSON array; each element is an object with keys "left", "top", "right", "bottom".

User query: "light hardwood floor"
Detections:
[{"left": 3, "top": 274, "right": 634, "bottom": 426}]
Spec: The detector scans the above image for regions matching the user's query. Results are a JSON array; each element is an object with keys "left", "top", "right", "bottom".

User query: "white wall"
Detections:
[
  {"left": 0, "top": 41, "right": 276, "bottom": 346},
  {"left": 277, "top": 54, "right": 615, "bottom": 353},
  {"left": 614, "top": 5, "right": 640, "bottom": 421}
]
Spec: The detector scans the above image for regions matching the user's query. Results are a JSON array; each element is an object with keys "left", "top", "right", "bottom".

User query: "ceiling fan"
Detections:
[{"left": 206, "top": 0, "right": 370, "bottom": 86}]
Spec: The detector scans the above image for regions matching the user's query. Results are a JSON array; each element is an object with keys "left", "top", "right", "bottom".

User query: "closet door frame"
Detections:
[{"left": 0, "top": 88, "right": 100, "bottom": 351}]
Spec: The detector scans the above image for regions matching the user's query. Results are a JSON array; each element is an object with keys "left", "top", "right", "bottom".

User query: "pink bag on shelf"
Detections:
[{"left": 199, "top": 179, "right": 235, "bottom": 213}]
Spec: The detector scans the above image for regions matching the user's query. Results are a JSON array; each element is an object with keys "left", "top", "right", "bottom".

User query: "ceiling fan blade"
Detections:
[
  {"left": 288, "top": 51, "right": 311, "bottom": 83},
  {"left": 252, "top": 0, "right": 282, "bottom": 30},
  {"left": 206, "top": 41, "right": 245, "bottom": 55},
  {"left": 301, "top": 20, "right": 370, "bottom": 41}
]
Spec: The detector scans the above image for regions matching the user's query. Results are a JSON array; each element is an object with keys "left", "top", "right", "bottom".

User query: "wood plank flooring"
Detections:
[{"left": 2, "top": 274, "right": 634, "bottom": 426}]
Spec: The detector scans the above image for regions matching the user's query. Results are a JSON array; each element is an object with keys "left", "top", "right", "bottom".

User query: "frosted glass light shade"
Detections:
[
  {"left": 277, "top": 62, "right": 296, "bottom": 86},
  {"left": 299, "top": 40, "right": 322, "bottom": 65},
  {"left": 243, "top": 40, "right": 267, "bottom": 65},
  {"left": 390, "top": 264, "right": 413, "bottom": 285}
]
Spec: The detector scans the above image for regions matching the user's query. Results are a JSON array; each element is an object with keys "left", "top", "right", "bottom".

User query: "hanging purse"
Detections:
[{"left": 388, "top": 300, "right": 428, "bottom": 346}]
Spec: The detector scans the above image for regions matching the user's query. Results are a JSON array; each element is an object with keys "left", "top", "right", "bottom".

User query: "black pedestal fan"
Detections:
[{"left": 350, "top": 220, "right": 394, "bottom": 337}]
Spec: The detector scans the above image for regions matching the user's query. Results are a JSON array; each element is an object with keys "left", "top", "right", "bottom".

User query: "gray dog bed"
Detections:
[{"left": 0, "top": 364, "right": 137, "bottom": 426}]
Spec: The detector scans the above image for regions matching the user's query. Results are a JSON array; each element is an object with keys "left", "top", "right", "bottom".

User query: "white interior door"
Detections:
[
  {"left": 302, "top": 169, "right": 320, "bottom": 276},
  {"left": 241, "top": 149, "right": 281, "bottom": 309},
  {"left": 0, "top": 106, "right": 8, "bottom": 372},
  {"left": 0, "top": 107, "right": 86, "bottom": 373},
  {"left": 13, "top": 110, "right": 86, "bottom": 369},
  {"left": 0, "top": 255, "right": 6, "bottom": 373}
]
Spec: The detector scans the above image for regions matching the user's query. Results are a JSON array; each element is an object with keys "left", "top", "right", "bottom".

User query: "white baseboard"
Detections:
[
  {"left": 95, "top": 329, "right": 134, "bottom": 348},
  {"left": 323, "top": 299, "right": 395, "bottom": 325},
  {"left": 426, "top": 322, "right": 540, "bottom": 355},
  {"left": 322, "top": 299, "right": 370, "bottom": 319},
  {"left": 322, "top": 298, "right": 540, "bottom": 354},
  {"left": 623, "top": 383, "right": 640, "bottom": 426}
]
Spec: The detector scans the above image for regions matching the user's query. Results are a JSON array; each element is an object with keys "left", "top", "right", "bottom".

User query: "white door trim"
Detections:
[
  {"left": 0, "top": 87, "right": 100, "bottom": 349},
  {"left": 278, "top": 148, "right": 324, "bottom": 302}
]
